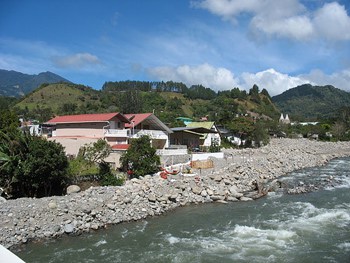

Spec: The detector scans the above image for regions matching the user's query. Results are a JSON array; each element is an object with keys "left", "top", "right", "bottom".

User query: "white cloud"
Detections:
[
  {"left": 194, "top": 0, "right": 350, "bottom": 42},
  {"left": 299, "top": 69, "right": 350, "bottom": 91},
  {"left": 240, "top": 68, "right": 310, "bottom": 96},
  {"left": 52, "top": 53, "right": 101, "bottom": 69},
  {"left": 148, "top": 63, "right": 350, "bottom": 96},
  {"left": 148, "top": 63, "right": 239, "bottom": 91},
  {"left": 313, "top": 2, "right": 350, "bottom": 41}
]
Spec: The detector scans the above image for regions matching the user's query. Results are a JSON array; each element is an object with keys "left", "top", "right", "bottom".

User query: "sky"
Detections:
[{"left": 1, "top": 0, "right": 350, "bottom": 96}]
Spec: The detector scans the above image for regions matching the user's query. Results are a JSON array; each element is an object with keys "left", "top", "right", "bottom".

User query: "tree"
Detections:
[
  {"left": 120, "top": 136, "right": 160, "bottom": 178},
  {"left": 0, "top": 132, "right": 69, "bottom": 198},
  {"left": 80, "top": 139, "right": 111, "bottom": 164}
]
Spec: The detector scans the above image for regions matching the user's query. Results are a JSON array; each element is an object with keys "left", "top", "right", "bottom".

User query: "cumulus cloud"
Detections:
[
  {"left": 240, "top": 68, "right": 311, "bottom": 96},
  {"left": 147, "top": 63, "right": 239, "bottom": 91},
  {"left": 313, "top": 2, "right": 350, "bottom": 41},
  {"left": 52, "top": 53, "right": 101, "bottom": 69},
  {"left": 240, "top": 68, "right": 350, "bottom": 96},
  {"left": 194, "top": 0, "right": 350, "bottom": 42},
  {"left": 299, "top": 69, "right": 350, "bottom": 91},
  {"left": 149, "top": 63, "right": 350, "bottom": 96}
]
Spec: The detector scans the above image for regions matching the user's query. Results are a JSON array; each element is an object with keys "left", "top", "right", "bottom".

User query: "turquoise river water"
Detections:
[{"left": 15, "top": 157, "right": 350, "bottom": 263}]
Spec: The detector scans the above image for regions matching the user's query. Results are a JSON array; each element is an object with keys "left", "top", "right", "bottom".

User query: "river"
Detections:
[{"left": 15, "top": 157, "right": 350, "bottom": 263}]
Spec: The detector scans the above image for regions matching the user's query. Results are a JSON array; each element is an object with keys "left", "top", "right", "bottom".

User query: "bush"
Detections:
[{"left": 120, "top": 136, "right": 160, "bottom": 178}]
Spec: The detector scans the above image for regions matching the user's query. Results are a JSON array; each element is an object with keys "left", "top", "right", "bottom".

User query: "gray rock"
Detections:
[
  {"left": 148, "top": 194, "right": 157, "bottom": 202},
  {"left": 64, "top": 224, "right": 74, "bottom": 234},
  {"left": 48, "top": 201, "right": 57, "bottom": 209},
  {"left": 191, "top": 186, "right": 202, "bottom": 195},
  {"left": 66, "top": 185, "right": 81, "bottom": 194}
]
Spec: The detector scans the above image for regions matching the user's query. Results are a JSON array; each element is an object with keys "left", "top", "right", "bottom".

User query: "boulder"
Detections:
[
  {"left": 64, "top": 223, "right": 74, "bottom": 234},
  {"left": 48, "top": 201, "right": 57, "bottom": 209},
  {"left": 66, "top": 185, "right": 81, "bottom": 195}
]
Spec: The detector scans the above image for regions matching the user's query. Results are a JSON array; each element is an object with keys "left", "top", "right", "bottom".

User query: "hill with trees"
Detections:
[
  {"left": 13, "top": 81, "right": 279, "bottom": 127},
  {"left": 0, "top": 69, "right": 71, "bottom": 97},
  {"left": 272, "top": 84, "right": 350, "bottom": 121}
]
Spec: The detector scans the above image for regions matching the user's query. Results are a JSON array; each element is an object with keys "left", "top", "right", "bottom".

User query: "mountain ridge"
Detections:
[
  {"left": 272, "top": 84, "right": 350, "bottom": 121},
  {"left": 0, "top": 69, "right": 71, "bottom": 97}
]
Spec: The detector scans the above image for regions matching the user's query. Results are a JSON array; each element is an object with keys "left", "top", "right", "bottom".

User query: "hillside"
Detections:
[
  {"left": 14, "top": 83, "right": 102, "bottom": 121},
  {"left": 272, "top": 84, "right": 350, "bottom": 121},
  {"left": 0, "top": 69, "right": 71, "bottom": 97},
  {"left": 14, "top": 82, "right": 280, "bottom": 125}
]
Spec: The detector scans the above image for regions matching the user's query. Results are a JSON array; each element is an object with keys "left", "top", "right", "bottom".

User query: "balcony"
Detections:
[
  {"left": 130, "top": 129, "right": 168, "bottom": 140},
  {"left": 104, "top": 129, "right": 130, "bottom": 138}
]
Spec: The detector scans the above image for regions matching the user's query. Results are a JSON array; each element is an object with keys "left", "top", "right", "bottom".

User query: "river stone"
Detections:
[
  {"left": 66, "top": 185, "right": 81, "bottom": 194},
  {"left": 48, "top": 201, "right": 57, "bottom": 209},
  {"left": 191, "top": 186, "right": 202, "bottom": 195},
  {"left": 240, "top": 196, "right": 253, "bottom": 201},
  {"left": 0, "top": 197, "right": 7, "bottom": 204},
  {"left": 64, "top": 223, "right": 74, "bottom": 234},
  {"left": 148, "top": 194, "right": 157, "bottom": 202}
]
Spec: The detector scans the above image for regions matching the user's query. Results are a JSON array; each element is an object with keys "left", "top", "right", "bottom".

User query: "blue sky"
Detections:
[{"left": 1, "top": 0, "right": 350, "bottom": 96}]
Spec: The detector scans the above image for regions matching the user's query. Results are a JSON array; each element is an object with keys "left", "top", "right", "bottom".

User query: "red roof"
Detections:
[
  {"left": 46, "top": 112, "right": 130, "bottom": 124},
  {"left": 124, "top": 113, "right": 153, "bottom": 128},
  {"left": 111, "top": 144, "right": 130, "bottom": 150}
]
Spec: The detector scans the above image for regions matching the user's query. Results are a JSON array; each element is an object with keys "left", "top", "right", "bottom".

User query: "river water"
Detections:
[{"left": 15, "top": 157, "right": 350, "bottom": 263}]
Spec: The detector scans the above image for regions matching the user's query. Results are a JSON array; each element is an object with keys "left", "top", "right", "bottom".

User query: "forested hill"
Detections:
[
  {"left": 0, "top": 69, "right": 71, "bottom": 97},
  {"left": 13, "top": 82, "right": 279, "bottom": 125},
  {"left": 272, "top": 84, "right": 350, "bottom": 121}
]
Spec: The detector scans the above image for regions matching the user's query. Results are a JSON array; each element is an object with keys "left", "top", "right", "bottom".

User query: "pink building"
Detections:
[{"left": 45, "top": 112, "right": 172, "bottom": 158}]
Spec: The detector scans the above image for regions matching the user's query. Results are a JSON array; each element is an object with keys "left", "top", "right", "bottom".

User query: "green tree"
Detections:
[
  {"left": 80, "top": 139, "right": 111, "bottom": 164},
  {"left": 120, "top": 136, "right": 160, "bottom": 178},
  {"left": 0, "top": 132, "right": 69, "bottom": 198}
]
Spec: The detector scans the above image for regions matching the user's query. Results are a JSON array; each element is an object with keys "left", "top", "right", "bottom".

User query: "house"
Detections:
[
  {"left": 45, "top": 112, "right": 131, "bottom": 156},
  {"left": 170, "top": 126, "right": 217, "bottom": 150},
  {"left": 175, "top": 117, "right": 193, "bottom": 125},
  {"left": 186, "top": 121, "right": 221, "bottom": 147},
  {"left": 45, "top": 112, "right": 173, "bottom": 155},
  {"left": 124, "top": 113, "right": 173, "bottom": 149}
]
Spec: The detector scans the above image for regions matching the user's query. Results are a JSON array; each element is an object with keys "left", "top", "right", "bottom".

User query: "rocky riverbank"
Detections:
[{"left": 1, "top": 138, "right": 350, "bottom": 249}]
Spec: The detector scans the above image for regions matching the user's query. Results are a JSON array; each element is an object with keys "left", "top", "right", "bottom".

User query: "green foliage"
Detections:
[
  {"left": 228, "top": 117, "right": 255, "bottom": 139},
  {"left": 120, "top": 136, "right": 160, "bottom": 178},
  {"left": 98, "top": 162, "right": 125, "bottom": 186},
  {"left": 209, "top": 138, "right": 221, "bottom": 152},
  {"left": 0, "top": 110, "right": 20, "bottom": 134},
  {"left": 252, "top": 120, "right": 270, "bottom": 147},
  {"left": 273, "top": 84, "right": 350, "bottom": 120},
  {"left": 79, "top": 139, "right": 111, "bottom": 164},
  {"left": 0, "top": 132, "right": 69, "bottom": 198},
  {"left": 184, "top": 85, "right": 217, "bottom": 100},
  {"left": 68, "top": 156, "right": 99, "bottom": 177}
]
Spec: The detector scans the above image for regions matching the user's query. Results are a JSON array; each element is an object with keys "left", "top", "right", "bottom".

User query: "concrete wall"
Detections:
[{"left": 191, "top": 152, "right": 224, "bottom": 161}]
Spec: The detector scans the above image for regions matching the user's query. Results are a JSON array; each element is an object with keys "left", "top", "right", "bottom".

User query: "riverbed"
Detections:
[{"left": 14, "top": 157, "right": 350, "bottom": 263}]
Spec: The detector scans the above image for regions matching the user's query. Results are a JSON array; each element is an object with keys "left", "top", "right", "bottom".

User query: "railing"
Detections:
[
  {"left": 130, "top": 129, "right": 168, "bottom": 139},
  {"left": 104, "top": 129, "right": 130, "bottom": 137}
]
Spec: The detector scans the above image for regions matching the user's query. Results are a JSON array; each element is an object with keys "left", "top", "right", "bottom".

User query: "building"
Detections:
[
  {"left": 279, "top": 113, "right": 290, "bottom": 124},
  {"left": 124, "top": 113, "right": 173, "bottom": 149},
  {"left": 45, "top": 112, "right": 172, "bottom": 157},
  {"left": 186, "top": 121, "right": 221, "bottom": 147}
]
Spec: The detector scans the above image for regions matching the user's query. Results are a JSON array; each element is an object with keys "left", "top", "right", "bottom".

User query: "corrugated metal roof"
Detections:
[
  {"left": 46, "top": 112, "right": 130, "bottom": 124},
  {"left": 186, "top": 121, "right": 215, "bottom": 130}
]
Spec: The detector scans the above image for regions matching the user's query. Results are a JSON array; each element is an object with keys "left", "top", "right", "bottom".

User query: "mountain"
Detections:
[
  {"left": 272, "top": 84, "right": 350, "bottom": 121},
  {"left": 0, "top": 69, "right": 71, "bottom": 97}
]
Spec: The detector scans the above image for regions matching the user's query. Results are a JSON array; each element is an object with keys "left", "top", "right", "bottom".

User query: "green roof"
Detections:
[
  {"left": 186, "top": 121, "right": 215, "bottom": 130},
  {"left": 176, "top": 117, "right": 193, "bottom": 121}
]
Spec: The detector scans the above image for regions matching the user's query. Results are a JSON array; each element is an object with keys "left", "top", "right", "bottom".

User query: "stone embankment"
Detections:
[{"left": 1, "top": 138, "right": 350, "bottom": 249}]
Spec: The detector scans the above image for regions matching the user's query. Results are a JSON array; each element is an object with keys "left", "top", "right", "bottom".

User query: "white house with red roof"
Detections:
[{"left": 124, "top": 113, "right": 172, "bottom": 149}]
